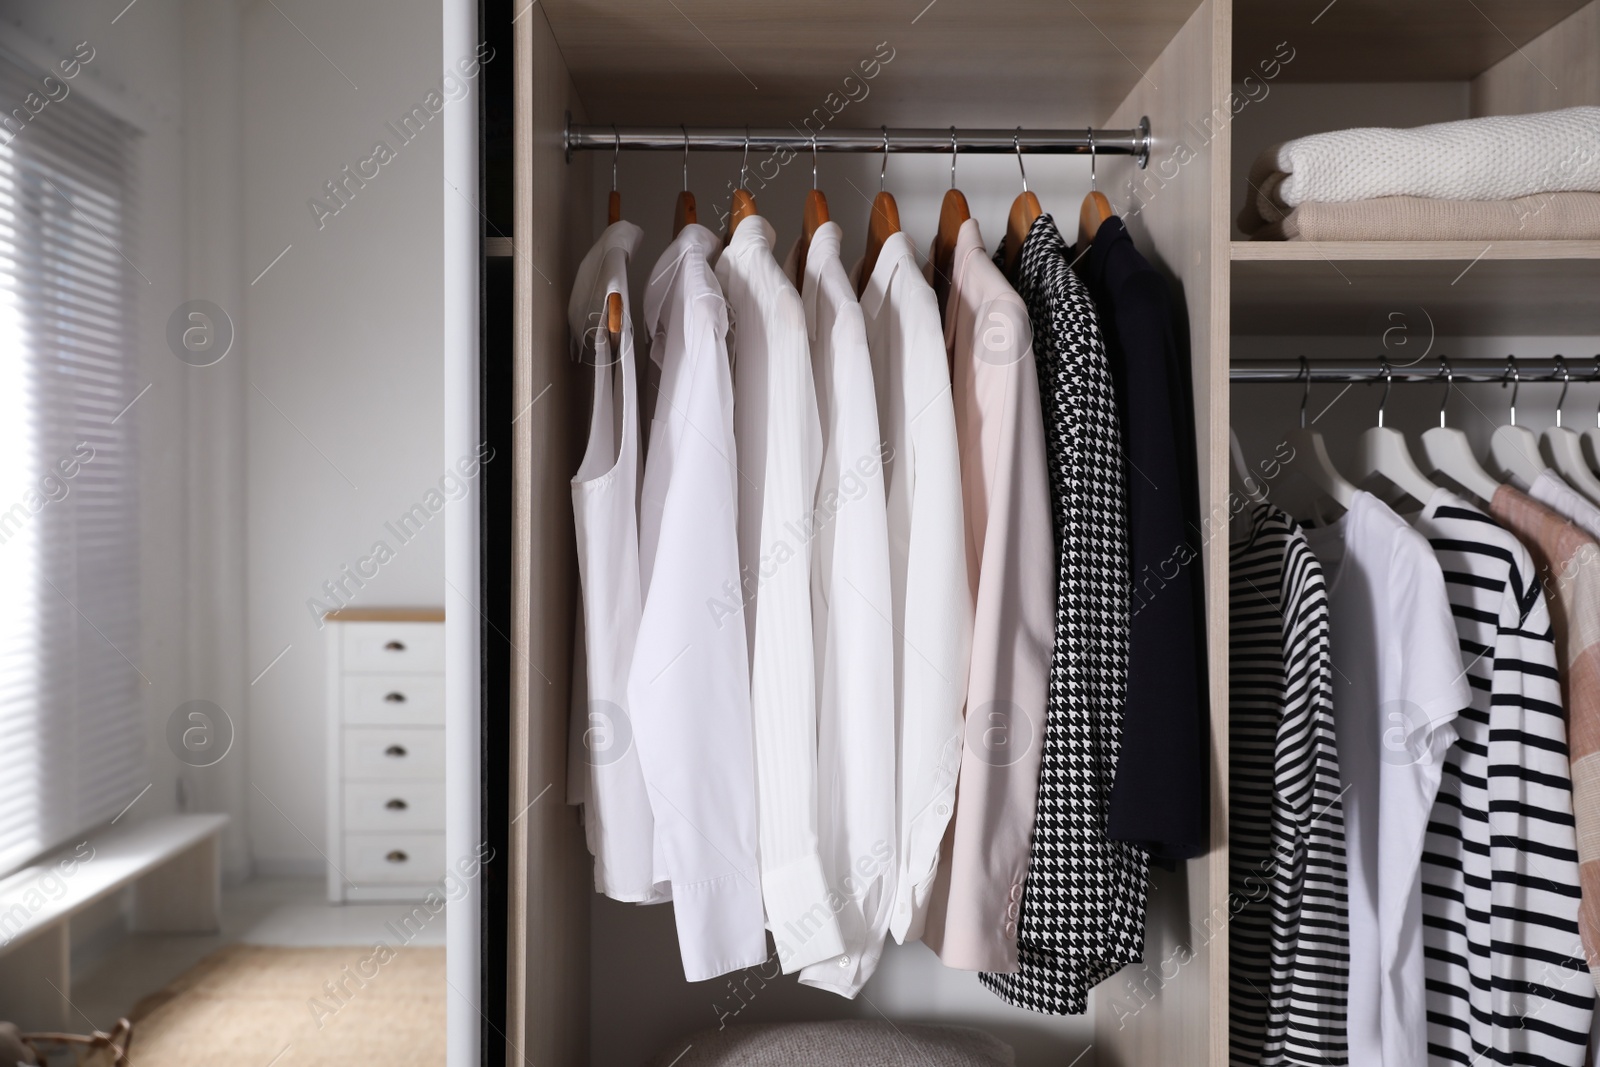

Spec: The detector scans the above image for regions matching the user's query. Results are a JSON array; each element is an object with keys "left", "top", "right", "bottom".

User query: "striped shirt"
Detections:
[
  {"left": 1416, "top": 490, "right": 1593, "bottom": 1066},
  {"left": 1229, "top": 505, "right": 1349, "bottom": 1066}
]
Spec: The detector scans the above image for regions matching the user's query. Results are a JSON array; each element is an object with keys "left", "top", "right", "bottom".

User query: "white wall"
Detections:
[{"left": 241, "top": 0, "right": 450, "bottom": 873}]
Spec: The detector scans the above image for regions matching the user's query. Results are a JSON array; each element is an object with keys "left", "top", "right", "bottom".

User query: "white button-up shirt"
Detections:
[
  {"left": 782, "top": 222, "right": 898, "bottom": 997},
  {"left": 566, "top": 220, "right": 669, "bottom": 904},
  {"left": 855, "top": 232, "right": 973, "bottom": 945},
  {"left": 631, "top": 223, "right": 767, "bottom": 982},
  {"left": 716, "top": 216, "right": 844, "bottom": 973}
]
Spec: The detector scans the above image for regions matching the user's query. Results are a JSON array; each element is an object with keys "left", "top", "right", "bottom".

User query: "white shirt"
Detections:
[
  {"left": 715, "top": 216, "right": 843, "bottom": 973},
  {"left": 1302, "top": 490, "right": 1471, "bottom": 1066},
  {"left": 566, "top": 221, "right": 667, "bottom": 903},
  {"left": 782, "top": 222, "right": 898, "bottom": 997},
  {"left": 855, "top": 232, "right": 973, "bottom": 945},
  {"left": 631, "top": 223, "right": 767, "bottom": 982}
]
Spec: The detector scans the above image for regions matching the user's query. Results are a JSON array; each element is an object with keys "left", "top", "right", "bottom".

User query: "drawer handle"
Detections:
[
  {"left": 386, "top": 850, "right": 409, "bottom": 863},
  {"left": 385, "top": 640, "right": 406, "bottom": 652},
  {"left": 384, "top": 691, "right": 407, "bottom": 703},
  {"left": 385, "top": 744, "right": 408, "bottom": 758},
  {"left": 385, "top": 798, "right": 409, "bottom": 811}
]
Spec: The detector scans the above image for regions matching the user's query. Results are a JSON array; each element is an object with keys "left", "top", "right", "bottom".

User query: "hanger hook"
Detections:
[
  {"left": 681, "top": 124, "right": 689, "bottom": 192},
  {"left": 880, "top": 127, "right": 889, "bottom": 192},
  {"left": 950, "top": 127, "right": 958, "bottom": 190},
  {"left": 1087, "top": 125, "right": 1096, "bottom": 192},
  {"left": 1299, "top": 355, "right": 1310, "bottom": 429},
  {"left": 1504, "top": 355, "right": 1521, "bottom": 427},
  {"left": 811, "top": 131, "right": 818, "bottom": 190},
  {"left": 1593, "top": 354, "right": 1600, "bottom": 430},
  {"left": 1014, "top": 128, "right": 1028, "bottom": 193},
  {"left": 740, "top": 127, "right": 749, "bottom": 191},
  {"left": 1377, "top": 356, "right": 1392, "bottom": 429},
  {"left": 1556, "top": 354, "right": 1570, "bottom": 428},
  {"left": 1438, "top": 356, "right": 1454, "bottom": 429},
  {"left": 611, "top": 126, "right": 620, "bottom": 192}
]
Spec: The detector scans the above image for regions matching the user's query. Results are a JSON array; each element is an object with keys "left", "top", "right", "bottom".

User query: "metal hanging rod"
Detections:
[
  {"left": 564, "top": 116, "right": 1152, "bottom": 169},
  {"left": 1232, "top": 356, "right": 1600, "bottom": 384}
]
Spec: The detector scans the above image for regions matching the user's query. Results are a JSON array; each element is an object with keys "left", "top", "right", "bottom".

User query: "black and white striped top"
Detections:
[
  {"left": 1229, "top": 504, "right": 1349, "bottom": 1066},
  {"left": 1415, "top": 491, "right": 1594, "bottom": 1066}
]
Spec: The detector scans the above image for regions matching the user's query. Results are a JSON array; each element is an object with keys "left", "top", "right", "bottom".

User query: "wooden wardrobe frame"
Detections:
[{"left": 499, "top": 1, "right": 1600, "bottom": 1062}]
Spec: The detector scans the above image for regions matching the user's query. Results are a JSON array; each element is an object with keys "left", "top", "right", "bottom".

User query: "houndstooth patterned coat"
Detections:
[{"left": 979, "top": 214, "right": 1149, "bottom": 1014}]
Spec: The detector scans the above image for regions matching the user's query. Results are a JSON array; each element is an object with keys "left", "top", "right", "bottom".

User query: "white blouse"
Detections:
[
  {"left": 716, "top": 216, "right": 843, "bottom": 973},
  {"left": 631, "top": 223, "right": 767, "bottom": 982},
  {"left": 783, "top": 221, "right": 898, "bottom": 997},
  {"left": 566, "top": 220, "right": 667, "bottom": 904},
  {"left": 856, "top": 232, "right": 973, "bottom": 946}
]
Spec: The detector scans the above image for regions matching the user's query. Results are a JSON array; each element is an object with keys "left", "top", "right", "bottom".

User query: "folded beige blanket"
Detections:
[{"left": 1244, "top": 190, "right": 1600, "bottom": 241}]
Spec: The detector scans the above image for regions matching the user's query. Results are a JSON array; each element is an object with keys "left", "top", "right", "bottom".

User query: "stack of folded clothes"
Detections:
[{"left": 1238, "top": 106, "right": 1600, "bottom": 240}]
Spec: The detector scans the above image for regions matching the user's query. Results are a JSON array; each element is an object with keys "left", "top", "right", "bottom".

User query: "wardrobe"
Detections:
[{"left": 496, "top": 1, "right": 1600, "bottom": 1064}]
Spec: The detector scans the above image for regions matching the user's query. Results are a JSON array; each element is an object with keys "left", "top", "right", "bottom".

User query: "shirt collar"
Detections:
[
  {"left": 642, "top": 222, "right": 720, "bottom": 337},
  {"left": 858, "top": 230, "right": 917, "bottom": 319},
  {"left": 941, "top": 217, "right": 988, "bottom": 349},
  {"left": 722, "top": 213, "right": 777, "bottom": 261},
  {"left": 800, "top": 221, "right": 842, "bottom": 330}
]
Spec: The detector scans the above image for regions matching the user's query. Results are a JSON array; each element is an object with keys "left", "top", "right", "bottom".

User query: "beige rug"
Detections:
[{"left": 127, "top": 944, "right": 445, "bottom": 1066}]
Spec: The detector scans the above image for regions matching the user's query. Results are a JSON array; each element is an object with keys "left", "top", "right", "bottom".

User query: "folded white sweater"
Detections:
[{"left": 1253, "top": 107, "right": 1600, "bottom": 207}]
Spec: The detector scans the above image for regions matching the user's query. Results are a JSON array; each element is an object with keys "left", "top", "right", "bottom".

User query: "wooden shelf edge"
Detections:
[
  {"left": 323, "top": 607, "right": 445, "bottom": 623},
  {"left": 1231, "top": 239, "right": 1600, "bottom": 262}
]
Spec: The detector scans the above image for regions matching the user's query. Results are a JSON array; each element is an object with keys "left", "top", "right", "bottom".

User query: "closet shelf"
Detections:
[
  {"left": 1231, "top": 250, "right": 1600, "bottom": 337},
  {"left": 1231, "top": 241, "right": 1600, "bottom": 262}
]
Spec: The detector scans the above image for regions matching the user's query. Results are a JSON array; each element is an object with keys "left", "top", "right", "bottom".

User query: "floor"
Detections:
[{"left": 70, "top": 877, "right": 446, "bottom": 1032}]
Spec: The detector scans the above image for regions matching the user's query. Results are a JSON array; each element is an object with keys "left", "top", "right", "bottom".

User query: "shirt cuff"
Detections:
[
  {"left": 669, "top": 865, "right": 769, "bottom": 982},
  {"left": 763, "top": 854, "right": 848, "bottom": 972},
  {"left": 796, "top": 940, "right": 886, "bottom": 999}
]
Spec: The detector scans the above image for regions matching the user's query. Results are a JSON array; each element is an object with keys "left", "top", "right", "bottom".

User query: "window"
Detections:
[{"left": 0, "top": 45, "right": 143, "bottom": 875}]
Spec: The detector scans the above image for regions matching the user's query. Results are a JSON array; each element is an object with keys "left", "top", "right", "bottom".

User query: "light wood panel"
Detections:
[
  {"left": 1232, "top": 254, "right": 1600, "bottom": 335},
  {"left": 509, "top": 8, "right": 591, "bottom": 1067},
  {"left": 1095, "top": 1, "right": 1231, "bottom": 1063},
  {"left": 536, "top": 0, "right": 1205, "bottom": 127},
  {"left": 1234, "top": 0, "right": 1590, "bottom": 81},
  {"left": 323, "top": 607, "right": 446, "bottom": 622},
  {"left": 1472, "top": 0, "right": 1600, "bottom": 113}
]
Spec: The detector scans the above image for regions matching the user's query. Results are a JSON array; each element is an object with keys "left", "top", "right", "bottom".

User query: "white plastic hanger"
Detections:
[
  {"left": 1486, "top": 356, "right": 1552, "bottom": 488},
  {"left": 1420, "top": 356, "right": 1504, "bottom": 506},
  {"left": 1541, "top": 355, "right": 1600, "bottom": 505},
  {"left": 1284, "top": 357, "right": 1359, "bottom": 512},
  {"left": 1352, "top": 358, "right": 1438, "bottom": 507},
  {"left": 1229, "top": 428, "right": 1270, "bottom": 506}
]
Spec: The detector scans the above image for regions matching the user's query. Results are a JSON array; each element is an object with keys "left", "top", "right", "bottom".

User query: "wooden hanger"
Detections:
[
  {"left": 1420, "top": 357, "right": 1503, "bottom": 506},
  {"left": 1542, "top": 356, "right": 1600, "bottom": 504},
  {"left": 1350, "top": 360, "right": 1439, "bottom": 508},
  {"left": 1077, "top": 126, "right": 1113, "bottom": 250},
  {"left": 796, "top": 134, "right": 829, "bottom": 281},
  {"left": 1485, "top": 357, "right": 1552, "bottom": 488},
  {"left": 1003, "top": 129, "right": 1041, "bottom": 279},
  {"left": 673, "top": 125, "right": 697, "bottom": 236},
  {"left": 930, "top": 127, "right": 969, "bottom": 311},
  {"left": 726, "top": 130, "right": 757, "bottom": 245},
  {"left": 857, "top": 128, "right": 900, "bottom": 297}
]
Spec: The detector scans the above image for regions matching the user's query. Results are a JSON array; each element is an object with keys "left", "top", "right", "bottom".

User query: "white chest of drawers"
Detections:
[{"left": 324, "top": 610, "right": 445, "bottom": 903}]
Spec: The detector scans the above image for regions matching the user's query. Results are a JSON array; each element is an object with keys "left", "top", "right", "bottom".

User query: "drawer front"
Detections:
[
  {"left": 343, "top": 674, "right": 444, "bottom": 726},
  {"left": 340, "top": 622, "right": 444, "bottom": 674},
  {"left": 344, "top": 782, "right": 445, "bottom": 832},
  {"left": 342, "top": 727, "right": 445, "bottom": 780},
  {"left": 344, "top": 833, "right": 445, "bottom": 884}
]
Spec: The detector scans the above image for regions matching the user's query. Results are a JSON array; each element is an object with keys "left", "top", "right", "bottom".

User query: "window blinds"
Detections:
[{"left": 0, "top": 45, "right": 143, "bottom": 876}]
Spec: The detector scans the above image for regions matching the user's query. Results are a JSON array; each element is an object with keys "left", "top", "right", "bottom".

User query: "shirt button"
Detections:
[
  {"left": 937, "top": 803, "right": 950, "bottom": 816},
  {"left": 1006, "top": 902, "right": 1019, "bottom": 919},
  {"left": 838, "top": 955, "right": 851, "bottom": 968},
  {"left": 1009, "top": 884, "right": 1024, "bottom": 902},
  {"left": 1004, "top": 921, "right": 1016, "bottom": 936}
]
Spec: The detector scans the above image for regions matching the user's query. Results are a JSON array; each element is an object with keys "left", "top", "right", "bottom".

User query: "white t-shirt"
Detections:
[{"left": 1301, "top": 489, "right": 1471, "bottom": 1067}]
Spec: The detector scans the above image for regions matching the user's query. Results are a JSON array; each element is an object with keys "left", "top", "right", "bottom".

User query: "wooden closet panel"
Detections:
[
  {"left": 1094, "top": 0, "right": 1231, "bottom": 1064},
  {"left": 509, "top": 9, "right": 592, "bottom": 1066},
  {"left": 1471, "top": 0, "right": 1600, "bottom": 114}
]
